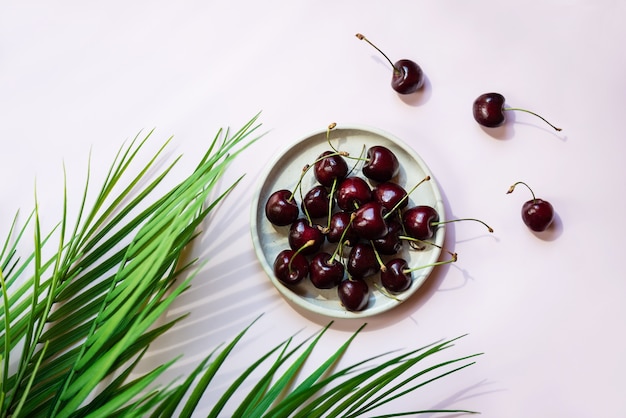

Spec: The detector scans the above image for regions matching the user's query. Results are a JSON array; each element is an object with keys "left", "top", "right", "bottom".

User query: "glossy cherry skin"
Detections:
[
  {"left": 372, "top": 181, "right": 408, "bottom": 214},
  {"left": 402, "top": 205, "right": 439, "bottom": 240},
  {"left": 347, "top": 242, "right": 379, "bottom": 279},
  {"left": 301, "top": 185, "right": 330, "bottom": 219},
  {"left": 310, "top": 253, "right": 345, "bottom": 289},
  {"left": 352, "top": 201, "right": 388, "bottom": 240},
  {"left": 314, "top": 151, "right": 349, "bottom": 187},
  {"left": 380, "top": 258, "right": 412, "bottom": 293},
  {"left": 521, "top": 199, "right": 554, "bottom": 231},
  {"left": 288, "top": 218, "right": 324, "bottom": 255},
  {"left": 273, "top": 249, "right": 309, "bottom": 286},
  {"left": 338, "top": 279, "right": 369, "bottom": 311},
  {"left": 336, "top": 176, "right": 372, "bottom": 211},
  {"left": 473, "top": 92, "right": 506, "bottom": 128},
  {"left": 372, "top": 219, "right": 403, "bottom": 255},
  {"left": 392, "top": 59, "right": 424, "bottom": 94},
  {"left": 362, "top": 146, "right": 400, "bottom": 183},
  {"left": 327, "top": 211, "right": 359, "bottom": 246},
  {"left": 265, "top": 189, "right": 299, "bottom": 226}
]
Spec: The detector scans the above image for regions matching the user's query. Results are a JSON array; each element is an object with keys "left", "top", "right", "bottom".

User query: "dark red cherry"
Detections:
[
  {"left": 336, "top": 176, "right": 372, "bottom": 211},
  {"left": 302, "top": 185, "right": 330, "bottom": 219},
  {"left": 338, "top": 279, "right": 369, "bottom": 311},
  {"left": 309, "top": 252, "right": 345, "bottom": 289},
  {"left": 402, "top": 205, "right": 439, "bottom": 240},
  {"left": 380, "top": 258, "right": 412, "bottom": 293},
  {"left": 273, "top": 249, "right": 309, "bottom": 286},
  {"left": 347, "top": 242, "right": 379, "bottom": 279},
  {"left": 372, "top": 219, "right": 403, "bottom": 255},
  {"left": 288, "top": 218, "right": 324, "bottom": 255},
  {"left": 327, "top": 211, "right": 359, "bottom": 246},
  {"left": 507, "top": 181, "right": 554, "bottom": 232},
  {"left": 352, "top": 201, "right": 388, "bottom": 240},
  {"left": 372, "top": 182, "right": 408, "bottom": 214},
  {"left": 473, "top": 92, "right": 506, "bottom": 128},
  {"left": 473, "top": 92, "right": 562, "bottom": 131},
  {"left": 265, "top": 189, "right": 299, "bottom": 226},
  {"left": 391, "top": 59, "right": 424, "bottom": 94},
  {"left": 314, "top": 151, "right": 348, "bottom": 187},
  {"left": 356, "top": 33, "right": 424, "bottom": 95},
  {"left": 362, "top": 146, "right": 399, "bottom": 183}
]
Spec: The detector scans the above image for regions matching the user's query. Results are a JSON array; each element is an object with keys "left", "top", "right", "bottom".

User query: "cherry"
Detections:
[
  {"left": 352, "top": 201, "right": 388, "bottom": 240},
  {"left": 273, "top": 240, "right": 315, "bottom": 286},
  {"left": 338, "top": 279, "right": 369, "bottom": 311},
  {"left": 327, "top": 211, "right": 359, "bottom": 246},
  {"left": 309, "top": 252, "right": 345, "bottom": 289},
  {"left": 362, "top": 146, "right": 400, "bottom": 183},
  {"left": 301, "top": 185, "right": 330, "bottom": 219},
  {"left": 314, "top": 151, "right": 349, "bottom": 187},
  {"left": 336, "top": 176, "right": 372, "bottom": 211},
  {"left": 372, "top": 181, "right": 407, "bottom": 214},
  {"left": 288, "top": 218, "right": 324, "bottom": 255},
  {"left": 402, "top": 205, "right": 439, "bottom": 240},
  {"left": 347, "top": 242, "right": 380, "bottom": 279},
  {"left": 265, "top": 189, "right": 299, "bottom": 226},
  {"left": 381, "top": 252, "right": 458, "bottom": 293},
  {"left": 507, "top": 181, "right": 554, "bottom": 232},
  {"left": 372, "top": 218, "right": 403, "bottom": 255},
  {"left": 380, "top": 258, "right": 412, "bottom": 293},
  {"left": 356, "top": 33, "right": 424, "bottom": 94},
  {"left": 473, "top": 92, "right": 562, "bottom": 131},
  {"left": 402, "top": 205, "right": 493, "bottom": 240}
]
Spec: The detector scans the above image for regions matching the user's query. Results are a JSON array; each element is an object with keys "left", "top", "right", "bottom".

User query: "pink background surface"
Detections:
[{"left": 2, "top": 1, "right": 625, "bottom": 417}]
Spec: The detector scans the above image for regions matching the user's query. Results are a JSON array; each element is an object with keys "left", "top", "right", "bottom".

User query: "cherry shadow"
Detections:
[{"left": 528, "top": 211, "right": 563, "bottom": 241}]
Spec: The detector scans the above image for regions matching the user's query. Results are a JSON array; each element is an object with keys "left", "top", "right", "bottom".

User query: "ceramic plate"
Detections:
[{"left": 250, "top": 125, "right": 445, "bottom": 318}]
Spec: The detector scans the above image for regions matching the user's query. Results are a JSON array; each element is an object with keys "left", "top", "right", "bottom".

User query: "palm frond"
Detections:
[{"left": 0, "top": 113, "right": 482, "bottom": 417}]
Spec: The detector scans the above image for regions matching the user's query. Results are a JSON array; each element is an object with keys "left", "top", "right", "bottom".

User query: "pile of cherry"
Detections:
[{"left": 264, "top": 127, "right": 464, "bottom": 312}]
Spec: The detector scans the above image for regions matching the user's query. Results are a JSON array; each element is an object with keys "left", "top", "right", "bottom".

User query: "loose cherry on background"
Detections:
[
  {"left": 338, "top": 279, "right": 369, "bottom": 311},
  {"left": 472, "top": 92, "right": 562, "bottom": 131},
  {"left": 402, "top": 205, "right": 494, "bottom": 240},
  {"left": 355, "top": 33, "right": 424, "bottom": 94},
  {"left": 362, "top": 145, "right": 400, "bottom": 183},
  {"left": 273, "top": 239, "right": 315, "bottom": 286},
  {"left": 507, "top": 181, "right": 555, "bottom": 232},
  {"left": 265, "top": 189, "right": 299, "bottom": 226}
]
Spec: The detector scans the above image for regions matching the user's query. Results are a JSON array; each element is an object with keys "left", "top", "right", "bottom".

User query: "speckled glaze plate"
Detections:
[{"left": 250, "top": 125, "right": 445, "bottom": 318}]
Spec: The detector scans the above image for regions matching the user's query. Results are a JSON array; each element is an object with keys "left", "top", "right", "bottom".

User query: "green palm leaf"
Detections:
[{"left": 0, "top": 113, "right": 482, "bottom": 417}]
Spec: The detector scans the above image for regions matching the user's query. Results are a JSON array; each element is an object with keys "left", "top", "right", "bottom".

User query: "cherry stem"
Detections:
[
  {"left": 288, "top": 240, "right": 315, "bottom": 272},
  {"left": 432, "top": 218, "right": 494, "bottom": 233},
  {"left": 326, "top": 178, "right": 338, "bottom": 230},
  {"left": 326, "top": 122, "right": 338, "bottom": 153},
  {"left": 399, "top": 235, "right": 456, "bottom": 258},
  {"left": 504, "top": 107, "right": 562, "bottom": 131},
  {"left": 383, "top": 175, "right": 431, "bottom": 219},
  {"left": 403, "top": 252, "right": 458, "bottom": 274},
  {"left": 507, "top": 181, "right": 536, "bottom": 203},
  {"left": 374, "top": 282, "right": 403, "bottom": 302},
  {"left": 329, "top": 213, "right": 356, "bottom": 262},
  {"left": 356, "top": 33, "right": 400, "bottom": 74},
  {"left": 369, "top": 240, "right": 387, "bottom": 272},
  {"left": 290, "top": 150, "right": 349, "bottom": 201}
]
